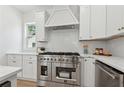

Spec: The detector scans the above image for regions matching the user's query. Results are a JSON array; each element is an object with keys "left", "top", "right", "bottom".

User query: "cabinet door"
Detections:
[
  {"left": 91, "top": 5, "right": 106, "bottom": 39},
  {"left": 107, "top": 5, "right": 123, "bottom": 36},
  {"left": 23, "top": 56, "right": 37, "bottom": 80},
  {"left": 83, "top": 58, "right": 95, "bottom": 87},
  {"left": 81, "top": 57, "right": 84, "bottom": 87},
  {"left": 79, "top": 5, "right": 90, "bottom": 40},
  {"left": 35, "top": 11, "right": 46, "bottom": 41}
]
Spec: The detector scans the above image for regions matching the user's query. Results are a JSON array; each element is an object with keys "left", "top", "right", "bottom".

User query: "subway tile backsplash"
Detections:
[
  {"left": 107, "top": 37, "right": 124, "bottom": 57},
  {"left": 37, "top": 29, "right": 107, "bottom": 55}
]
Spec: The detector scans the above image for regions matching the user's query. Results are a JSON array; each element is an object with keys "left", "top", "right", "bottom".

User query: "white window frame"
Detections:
[{"left": 23, "top": 22, "right": 37, "bottom": 51}]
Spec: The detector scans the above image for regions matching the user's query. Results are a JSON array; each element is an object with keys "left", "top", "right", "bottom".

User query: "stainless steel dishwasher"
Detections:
[{"left": 95, "top": 60, "right": 124, "bottom": 87}]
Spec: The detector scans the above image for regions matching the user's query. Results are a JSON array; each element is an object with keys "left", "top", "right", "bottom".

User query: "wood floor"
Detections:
[{"left": 17, "top": 79, "right": 37, "bottom": 87}]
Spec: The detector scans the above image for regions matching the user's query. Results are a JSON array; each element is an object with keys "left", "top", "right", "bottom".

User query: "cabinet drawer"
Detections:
[
  {"left": 8, "top": 60, "right": 22, "bottom": 67},
  {"left": 8, "top": 55, "right": 22, "bottom": 60},
  {"left": 23, "top": 55, "right": 37, "bottom": 61}
]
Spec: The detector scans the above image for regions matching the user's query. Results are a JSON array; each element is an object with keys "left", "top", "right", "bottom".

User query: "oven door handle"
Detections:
[
  {"left": 56, "top": 77, "right": 77, "bottom": 82},
  {"left": 95, "top": 63, "right": 116, "bottom": 79}
]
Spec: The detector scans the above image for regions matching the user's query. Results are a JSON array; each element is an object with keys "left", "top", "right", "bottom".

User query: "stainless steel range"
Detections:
[{"left": 37, "top": 52, "right": 81, "bottom": 87}]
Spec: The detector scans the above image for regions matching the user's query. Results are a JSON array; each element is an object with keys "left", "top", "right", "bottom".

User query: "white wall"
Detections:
[
  {"left": 107, "top": 37, "right": 124, "bottom": 57},
  {"left": 0, "top": 6, "right": 22, "bottom": 65}
]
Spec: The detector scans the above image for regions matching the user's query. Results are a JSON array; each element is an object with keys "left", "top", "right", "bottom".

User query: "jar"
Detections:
[{"left": 83, "top": 44, "right": 88, "bottom": 54}]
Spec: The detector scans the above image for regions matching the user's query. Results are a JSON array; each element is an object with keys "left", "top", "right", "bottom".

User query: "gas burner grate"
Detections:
[{"left": 39, "top": 52, "right": 80, "bottom": 56}]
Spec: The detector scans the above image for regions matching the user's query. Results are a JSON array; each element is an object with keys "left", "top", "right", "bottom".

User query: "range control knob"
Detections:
[
  {"left": 54, "top": 59, "right": 56, "bottom": 61},
  {"left": 47, "top": 58, "right": 49, "bottom": 60},
  {"left": 44, "top": 58, "right": 46, "bottom": 60},
  {"left": 51, "top": 58, "right": 53, "bottom": 61},
  {"left": 66, "top": 59, "right": 69, "bottom": 62},
  {"left": 40, "top": 58, "right": 43, "bottom": 60}
]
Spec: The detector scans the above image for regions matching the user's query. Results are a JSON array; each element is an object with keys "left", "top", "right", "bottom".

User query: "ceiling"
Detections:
[{"left": 12, "top": 5, "right": 53, "bottom": 13}]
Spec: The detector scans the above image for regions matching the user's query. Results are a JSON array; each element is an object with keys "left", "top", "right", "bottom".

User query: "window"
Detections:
[{"left": 24, "top": 22, "right": 36, "bottom": 50}]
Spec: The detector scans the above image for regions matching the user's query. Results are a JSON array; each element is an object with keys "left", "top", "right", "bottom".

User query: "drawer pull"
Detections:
[
  {"left": 29, "top": 62, "right": 32, "bottom": 64},
  {"left": 90, "top": 36, "right": 93, "bottom": 38},
  {"left": 121, "top": 27, "right": 124, "bottom": 30},
  {"left": 118, "top": 28, "right": 121, "bottom": 31},
  {"left": 13, "top": 61, "right": 16, "bottom": 63}
]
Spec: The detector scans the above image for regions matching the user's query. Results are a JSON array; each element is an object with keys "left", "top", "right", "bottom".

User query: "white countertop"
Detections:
[
  {"left": 6, "top": 51, "right": 38, "bottom": 55},
  {"left": 81, "top": 54, "right": 124, "bottom": 73},
  {"left": 0, "top": 66, "right": 22, "bottom": 81}
]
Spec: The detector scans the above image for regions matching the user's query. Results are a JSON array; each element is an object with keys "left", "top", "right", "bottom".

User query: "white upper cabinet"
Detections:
[
  {"left": 79, "top": 5, "right": 106, "bottom": 40},
  {"left": 90, "top": 5, "right": 106, "bottom": 39},
  {"left": 80, "top": 5, "right": 124, "bottom": 40},
  {"left": 35, "top": 11, "right": 47, "bottom": 41},
  {"left": 107, "top": 6, "right": 124, "bottom": 36},
  {"left": 79, "top": 5, "right": 90, "bottom": 40}
]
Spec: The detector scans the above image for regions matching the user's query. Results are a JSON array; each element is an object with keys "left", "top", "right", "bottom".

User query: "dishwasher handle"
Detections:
[{"left": 95, "top": 63, "right": 116, "bottom": 79}]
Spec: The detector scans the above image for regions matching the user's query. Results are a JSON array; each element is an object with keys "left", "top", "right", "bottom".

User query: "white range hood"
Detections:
[{"left": 45, "top": 6, "right": 79, "bottom": 27}]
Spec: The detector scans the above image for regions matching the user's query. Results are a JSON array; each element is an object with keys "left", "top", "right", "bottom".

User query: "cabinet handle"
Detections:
[
  {"left": 121, "top": 27, "right": 124, "bottom": 30},
  {"left": 29, "top": 62, "right": 32, "bottom": 64},
  {"left": 118, "top": 28, "right": 121, "bottom": 31},
  {"left": 118, "top": 27, "right": 124, "bottom": 31},
  {"left": 93, "top": 62, "right": 95, "bottom": 64},
  {"left": 13, "top": 61, "right": 16, "bottom": 63},
  {"left": 79, "top": 36, "right": 82, "bottom": 39},
  {"left": 30, "top": 57, "right": 32, "bottom": 59},
  {"left": 90, "top": 36, "right": 93, "bottom": 38}
]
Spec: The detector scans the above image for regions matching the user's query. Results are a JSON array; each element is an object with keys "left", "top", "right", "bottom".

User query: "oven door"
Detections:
[
  {"left": 52, "top": 62, "right": 80, "bottom": 85},
  {"left": 39, "top": 61, "right": 52, "bottom": 81}
]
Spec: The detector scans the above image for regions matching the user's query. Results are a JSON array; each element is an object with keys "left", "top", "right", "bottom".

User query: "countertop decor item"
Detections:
[
  {"left": 93, "top": 48, "right": 112, "bottom": 56},
  {"left": 83, "top": 44, "right": 89, "bottom": 54}
]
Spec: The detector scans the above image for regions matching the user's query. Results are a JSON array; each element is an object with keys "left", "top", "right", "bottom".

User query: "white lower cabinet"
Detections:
[
  {"left": 8, "top": 54, "right": 22, "bottom": 78},
  {"left": 7, "top": 54, "right": 37, "bottom": 81},
  {"left": 82, "top": 57, "right": 95, "bottom": 87},
  {"left": 23, "top": 55, "right": 37, "bottom": 80}
]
